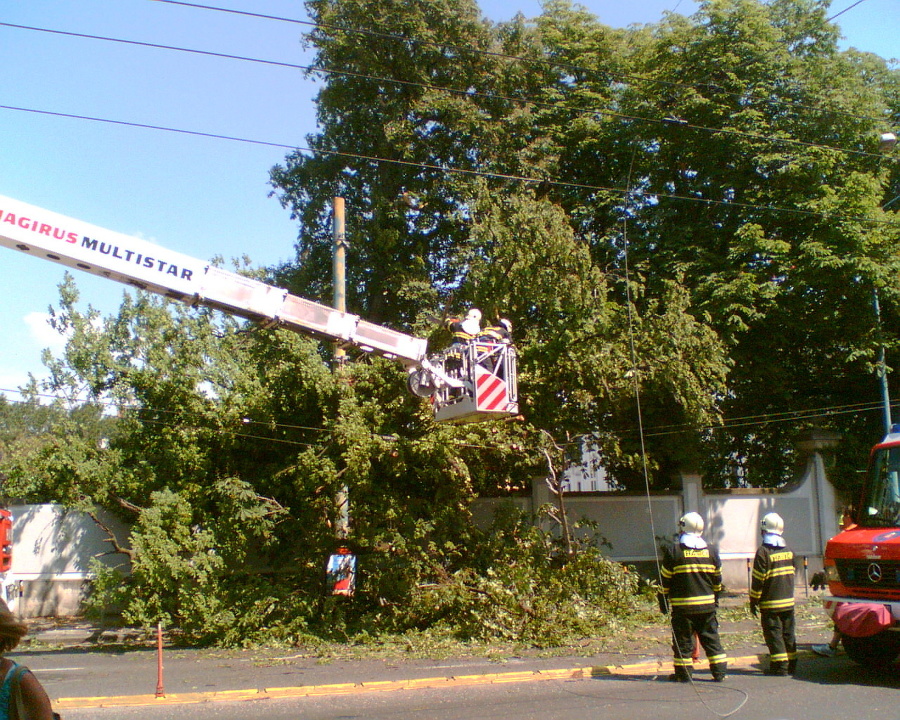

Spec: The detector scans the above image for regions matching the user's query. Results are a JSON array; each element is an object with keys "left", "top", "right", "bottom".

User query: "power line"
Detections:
[
  {"left": 2, "top": 103, "right": 896, "bottom": 227},
  {"left": 135, "top": 415, "right": 323, "bottom": 448},
  {"left": 2, "top": 384, "right": 893, "bottom": 442},
  {"left": 0, "top": 22, "right": 307, "bottom": 73},
  {"left": 827, "top": 0, "right": 870, "bottom": 22},
  {"left": 151, "top": 0, "right": 897, "bottom": 132},
  {"left": 0, "top": 103, "right": 295, "bottom": 150},
  {"left": 0, "top": 388, "right": 518, "bottom": 451},
  {"left": 645, "top": 400, "right": 890, "bottom": 439},
  {"left": 639, "top": 398, "right": 889, "bottom": 436},
  {"left": 3, "top": 21, "right": 892, "bottom": 164}
]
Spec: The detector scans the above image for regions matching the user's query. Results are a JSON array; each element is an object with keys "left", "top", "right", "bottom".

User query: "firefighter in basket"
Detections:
[
  {"left": 445, "top": 308, "right": 482, "bottom": 348},
  {"left": 476, "top": 318, "right": 512, "bottom": 345},
  {"left": 442, "top": 308, "right": 482, "bottom": 383},
  {"left": 474, "top": 318, "right": 513, "bottom": 375}
]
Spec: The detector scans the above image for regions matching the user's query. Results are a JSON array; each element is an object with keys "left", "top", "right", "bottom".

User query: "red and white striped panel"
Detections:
[{"left": 475, "top": 366, "right": 508, "bottom": 411}]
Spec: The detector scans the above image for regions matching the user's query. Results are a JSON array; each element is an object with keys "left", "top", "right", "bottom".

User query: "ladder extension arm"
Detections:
[{"left": 0, "top": 195, "right": 428, "bottom": 367}]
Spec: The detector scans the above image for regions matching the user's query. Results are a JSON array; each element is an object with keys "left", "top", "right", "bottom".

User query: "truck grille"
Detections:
[{"left": 836, "top": 559, "right": 900, "bottom": 589}]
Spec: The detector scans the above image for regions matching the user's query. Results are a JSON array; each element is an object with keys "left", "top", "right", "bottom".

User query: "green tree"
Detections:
[
  {"left": 272, "top": 0, "right": 500, "bottom": 325},
  {"left": 525, "top": 0, "right": 900, "bottom": 486},
  {"left": 463, "top": 192, "right": 728, "bottom": 485},
  {"left": 12, "top": 0, "right": 900, "bottom": 643},
  {"left": 9, "top": 275, "right": 556, "bottom": 642},
  {"left": 272, "top": 0, "right": 732, "bottom": 488}
]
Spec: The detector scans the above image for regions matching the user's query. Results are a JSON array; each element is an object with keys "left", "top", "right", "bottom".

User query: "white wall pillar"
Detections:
[{"left": 680, "top": 472, "right": 704, "bottom": 518}]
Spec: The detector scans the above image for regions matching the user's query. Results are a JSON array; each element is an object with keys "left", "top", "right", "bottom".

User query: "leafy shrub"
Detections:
[
  {"left": 86, "top": 497, "right": 643, "bottom": 648},
  {"left": 350, "top": 503, "right": 643, "bottom": 647}
]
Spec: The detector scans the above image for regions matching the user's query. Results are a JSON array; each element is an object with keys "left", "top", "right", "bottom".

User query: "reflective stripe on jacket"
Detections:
[
  {"left": 750, "top": 543, "right": 795, "bottom": 611},
  {"left": 445, "top": 318, "right": 475, "bottom": 343},
  {"left": 661, "top": 542, "right": 723, "bottom": 614}
]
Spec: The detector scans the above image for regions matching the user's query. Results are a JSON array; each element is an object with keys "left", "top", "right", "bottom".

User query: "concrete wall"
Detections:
[
  {"left": 2, "top": 504, "right": 131, "bottom": 617},
  {"left": 472, "top": 430, "right": 843, "bottom": 590}
]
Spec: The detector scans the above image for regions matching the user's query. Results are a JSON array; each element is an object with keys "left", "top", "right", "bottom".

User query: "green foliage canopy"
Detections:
[{"left": 3, "top": 0, "right": 899, "bottom": 643}]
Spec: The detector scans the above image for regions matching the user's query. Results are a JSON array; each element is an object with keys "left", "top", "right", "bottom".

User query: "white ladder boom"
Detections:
[{"left": 0, "top": 195, "right": 428, "bottom": 367}]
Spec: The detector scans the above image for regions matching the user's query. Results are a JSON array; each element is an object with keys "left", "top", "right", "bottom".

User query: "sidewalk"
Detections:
[{"left": 20, "top": 594, "right": 836, "bottom": 710}]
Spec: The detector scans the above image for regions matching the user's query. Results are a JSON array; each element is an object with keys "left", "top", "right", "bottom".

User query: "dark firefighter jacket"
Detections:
[
  {"left": 445, "top": 318, "right": 475, "bottom": 343},
  {"left": 661, "top": 541, "right": 723, "bottom": 614},
  {"left": 477, "top": 325, "right": 510, "bottom": 344},
  {"left": 749, "top": 542, "right": 795, "bottom": 612}
]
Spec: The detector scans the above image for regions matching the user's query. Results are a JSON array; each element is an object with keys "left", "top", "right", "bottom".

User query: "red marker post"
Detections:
[{"left": 155, "top": 621, "right": 164, "bottom": 698}]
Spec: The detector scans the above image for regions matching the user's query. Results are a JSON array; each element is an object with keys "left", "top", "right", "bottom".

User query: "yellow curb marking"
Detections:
[{"left": 52, "top": 650, "right": 800, "bottom": 710}]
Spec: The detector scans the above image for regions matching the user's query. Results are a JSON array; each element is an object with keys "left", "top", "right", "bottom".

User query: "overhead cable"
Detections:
[
  {"left": 1, "top": 104, "right": 896, "bottom": 228},
  {"left": 150, "top": 0, "right": 897, "bottom": 129},
  {"left": 3, "top": 22, "right": 892, "bottom": 163}
]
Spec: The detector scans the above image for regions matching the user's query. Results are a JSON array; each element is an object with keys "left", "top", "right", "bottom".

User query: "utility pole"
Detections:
[
  {"left": 875, "top": 132, "right": 897, "bottom": 434},
  {"left": 874, "top": 288, "right": 892, "bottom": 434},
  {"left": 333, "top": 197, "right": 350, "bottom": 538},
  {"left": 333, "top": 197, "right": 348, "bottom": 367}
]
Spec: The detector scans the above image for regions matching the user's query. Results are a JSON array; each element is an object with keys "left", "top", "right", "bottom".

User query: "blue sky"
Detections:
[{"left": 0, "top": 0, "right": 896, "bottom": 401}]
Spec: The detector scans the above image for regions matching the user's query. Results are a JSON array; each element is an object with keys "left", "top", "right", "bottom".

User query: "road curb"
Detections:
[{"left": 53, "top": 650, "right": 807, "bottom": 710}]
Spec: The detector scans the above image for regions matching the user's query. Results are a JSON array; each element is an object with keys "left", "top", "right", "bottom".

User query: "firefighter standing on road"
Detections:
[
  {"left": 660, "top": 512, "right": 728, "bottom": 682},
  {"left": 749, "top": 512, "right": 797, "bottom": 676}
]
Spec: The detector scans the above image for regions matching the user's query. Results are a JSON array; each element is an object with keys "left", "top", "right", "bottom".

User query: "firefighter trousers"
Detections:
[
  {"left": 760, "top": 609, "right": 797, "bottom": 673},
  {"left": 671, "top": 611, "right": 727, "bottom": 679}
]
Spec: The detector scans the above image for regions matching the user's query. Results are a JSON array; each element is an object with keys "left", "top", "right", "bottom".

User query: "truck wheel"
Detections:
[{"left": 841, "top": 632, "right": 900, "bottom": 670}]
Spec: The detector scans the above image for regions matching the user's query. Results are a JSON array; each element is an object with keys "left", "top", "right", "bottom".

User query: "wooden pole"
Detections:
[
  {"left": 333, "top": 197, "right": 347, "bottom": 365},
  {"left": 333, "top": 197, "right": 349, "bottom": 539}
]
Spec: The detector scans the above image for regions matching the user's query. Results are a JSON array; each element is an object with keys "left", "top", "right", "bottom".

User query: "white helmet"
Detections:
[
  {"left": 460, "top": 308, "right": 482, "bottom": 335},
  {"left": 679, "top": 512, "right": 704, "bottom": 535},
  {"left": 499, "top": 318, "right": 512, "bottom": 332},
  {"left": 761, "top": 512, "right": 784, "bottom": 535}
]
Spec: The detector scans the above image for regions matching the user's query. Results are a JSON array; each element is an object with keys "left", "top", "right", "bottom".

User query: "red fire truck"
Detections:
[
  {"left": 823, "top": 427, "right": 900, "bottom": 669},
  {"left": 0, "top": 509, "right": 11, "bottom": 574}
]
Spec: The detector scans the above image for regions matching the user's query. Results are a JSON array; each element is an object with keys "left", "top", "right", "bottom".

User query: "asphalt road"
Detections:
[
  {"left": 18, "top": 595, "right": 893, "bottom": 720},
  {"left": 42, "top": 652, "right": 900, "bottom": 720}
]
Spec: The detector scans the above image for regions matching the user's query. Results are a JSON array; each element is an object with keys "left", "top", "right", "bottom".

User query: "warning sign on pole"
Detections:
[{"left": 326, "top": 547, "right": 357, "bottom": 596}]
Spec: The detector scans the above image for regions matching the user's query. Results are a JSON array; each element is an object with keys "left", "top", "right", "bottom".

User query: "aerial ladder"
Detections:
[{"left": 0, "top": 195, "right": 518, "bottom": 424}]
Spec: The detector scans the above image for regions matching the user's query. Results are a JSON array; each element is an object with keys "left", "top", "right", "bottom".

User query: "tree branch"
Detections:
[{"left": 87, "top": 510, "right": 134, "bottom": 561}]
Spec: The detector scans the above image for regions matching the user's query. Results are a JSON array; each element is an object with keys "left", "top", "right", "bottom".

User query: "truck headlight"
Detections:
[{"left": 825, "top": 565, "right": 840, "bottom": 582}]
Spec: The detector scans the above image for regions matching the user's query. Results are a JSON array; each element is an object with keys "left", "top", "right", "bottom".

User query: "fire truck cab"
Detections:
[{"left": 823, "top": 426, "right": 900, "bottom": 669}]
